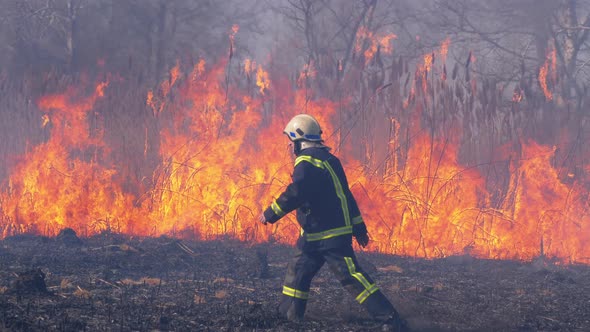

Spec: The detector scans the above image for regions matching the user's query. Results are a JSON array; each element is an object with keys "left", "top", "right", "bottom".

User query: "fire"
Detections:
[
  {"left": 230, "top": 24, "right": 239, "bottom": 44},
  {"left": 297, "top": 63, "right": 316, "bottom": 88},
  {"left": 1, "top": 80, "right": 148, "bottom": 238},
  {"left": 354, "top": 26, "right": 397, "bottom": 65},
  {"left": 439, "top": 37, "right": 451, "bottom": 63},
  {"left": 244, "top": 58, "right": 253, "bottom": 76},
  {"left": 147, "top": 62, "right": 181, "bottom": 116},
  {"left": 487, "top": 141, "right": 589, "bottom": 261},
  {"left": 256, "top": 66, "right": 270, "bottom": 95},
  {"left": 241, "top": 59, "right": 270, "bottom": 94},
  {"left": 191, "top": 59, "right": 206, "bottom": 82},
  {"left": 1, "top": 35, "right": 589, "bottom": 265},
  {"left": 512, "top": 86, "right": 524, "bottom": 103},
  {"left": 539, "top": 64, "right": 551, "bottom": 101},
  {"left": 539, "top": 45, "right": 556, "bottom": 101},
  {"left": 414, "top": 38, "right": 451, "bottom": 98},
  {"left": 349, "top": 132, "right": 486, "bottom": 257}
]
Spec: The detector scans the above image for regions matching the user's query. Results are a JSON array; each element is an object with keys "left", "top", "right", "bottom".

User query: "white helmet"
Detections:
[{"left": 283, "top": 114, "right": 323, "bottom": 142}]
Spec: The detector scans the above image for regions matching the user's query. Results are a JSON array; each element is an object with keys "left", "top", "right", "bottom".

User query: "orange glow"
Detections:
[
  {"left": 147, "top": 62, "right": 181, "bottom": 116},
  {"left": 1, "top": 80, "right": 149, "bottom": 237},
  {"left": 539, "top": 46, "right": 556, "bottom": 101},
  {"left": 230, "top": 24, "right": 239, "bottom": 42},
  {"left": 1, "top": 38, "right": 589, "bottom": 266},
  {"left": 512, "top": 87, "right": 523, "bottom": 103},
  {"left": 191, "top": 59, "right": 206, "bottom": 82},
  {"left": 354, "top": 26, "right": 397, "bottom": 65},
  {"left": 41, "top": 114, "right": 50, "bottom": 128},
  {"left": 244, "top": 58, "right": 253, "bottom": 75},
  {"left": 256, "top": 66, "right": 270, "bottom": 95},
  {"left": 411, "top": 38, "right": 452, "bottom": 98},
  {"left": 241, "top": 59, "right": 269, "bottom": 94},
  {"left": 297, "top": 63, "right": 316, "bottom": 88},
  {"left": 440, "top": 37, "right": 451, "bottom": 63}
]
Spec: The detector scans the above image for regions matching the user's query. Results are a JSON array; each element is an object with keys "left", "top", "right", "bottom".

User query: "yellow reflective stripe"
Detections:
[
  {"left": 344, "top": 257, "right": 371, "bottom": 289},
  {"left": 282, "top": 286, "right": 309, "bottom": 299},
  {"left": 305, "top": 225, "right": 352, "bottom": 241},
  {"left": 352, "top": 215, "right": 364, "bottom": 224},
  {"left": 322, "top": 161, "right": 351, "bottom": 226},
  {"left": 356, "top": 283, "right": 379, "bottom": 303},
  {"left": 295, "top": 155, "right": 353, "bottom": 237},
  {"left": 295, "top": 155, "right": 325, "bottom": 169},
  {"left": 271, "top": 201, "right": 286, "bottom": 217}
]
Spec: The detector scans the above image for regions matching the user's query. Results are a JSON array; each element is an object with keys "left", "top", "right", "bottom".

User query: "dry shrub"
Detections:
[
  {"left": 378, "top": 264, "right": 404, "bottom": 273},
  {"left": 213, "top": 277, "right": 234, "bottom": 284},
  {"left": 120, "top": 277, "right": 163, "bottom": 286},
  {"left": 73, "top": 286, "right": 92, "bottom": 299},
  {"left": 60, "top": 278, "right": 74, "bottom": 289},
  {"left": 214, "top": 289, "right": 228, "bottom": 299},
  {"left": 193, "top": 293, "right": 207, "bottom": 304}
]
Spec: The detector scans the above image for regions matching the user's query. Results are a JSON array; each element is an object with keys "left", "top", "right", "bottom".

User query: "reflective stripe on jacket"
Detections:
[{"left": 263, "top": 147, "right": 367, "bottom": 249}]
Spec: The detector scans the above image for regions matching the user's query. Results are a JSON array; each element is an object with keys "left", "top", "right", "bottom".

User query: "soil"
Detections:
[{"left": 1, "top": 232, "right": 589, "bottom": 331}]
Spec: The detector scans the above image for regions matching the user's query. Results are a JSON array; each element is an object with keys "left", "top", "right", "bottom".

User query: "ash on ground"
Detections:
[{"left": 0, "top": 233, "right": 589, "bottom": 331}]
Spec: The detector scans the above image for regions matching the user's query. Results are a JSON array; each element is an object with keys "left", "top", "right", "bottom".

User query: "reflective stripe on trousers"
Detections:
[{"left": 279, "top": 247, "right": 395, "bottom": 320}]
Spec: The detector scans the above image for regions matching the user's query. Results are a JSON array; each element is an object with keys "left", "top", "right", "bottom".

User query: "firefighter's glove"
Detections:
[
  {"left": 354, "top": 232, "right": 369, "bottom": 248},
  {"left": 353, "top": 222, "right": 369, "bottom": 247},
  {"left": 258, "top": 212, "right": 268, "bottom": 225}
]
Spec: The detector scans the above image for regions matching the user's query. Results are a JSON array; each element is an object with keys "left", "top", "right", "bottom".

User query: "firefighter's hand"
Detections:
[
  {"left": 354, "top": 232, "right": 369, "bottom": 248},
  {"left": 258, "top": 213, "right": 268, "bottom": 225}
]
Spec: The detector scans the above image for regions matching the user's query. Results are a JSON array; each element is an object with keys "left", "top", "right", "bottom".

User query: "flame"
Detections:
[
  {"left": 350, "top": 132, "right": 487, "bottom": 257},
  {"left": 256, "top": 66, "right": 270, "bottom": 95},
  {"left": 415, "top": 39, "right": 451, "bottom": 97},
  {"left": 241, "top": 59, "right": 270, "bottom": 94},
  {"left": 1, "top": 80, "right": 149, "bottom": 237},
  {"left": 539, "top": 63, "right": 551, "bottom": 101},
  {"left": 512, "top": 87, "right": 523, "bottom": 103},
  {"left": 230, "top": 24, "right": 239, "bottom": 43},
  {"left": 41, "top": 114, "right": 50, "bottom": 128},
  {"left": 354, "top": 26, "right": 397, "bottom": 65},
  {"left": 419, "top": 53, "right": 434, "bottom": 94},
  {"left": 489, "top": 141, "right": 589, "bottom": 261},
  {"left": 191, "top": 59, "right": 206, "bottom": 82},
  {"left": 147, "top": 62, "right": 182, "bottom": 116},
  {"left": 539, "top": 45, "right": 556, "bottom": 101},
  {"left": 244, "top": 58, "right": 253, "bottom": 76},
  {"left": 439, "top": 37, "right": 451, "bottom": 63},
  {"left": 1, "top": 36, "right": 590, "bottom": 265},
  {"left": 297, "top": 62, "right": 316, "bottom": 88}
]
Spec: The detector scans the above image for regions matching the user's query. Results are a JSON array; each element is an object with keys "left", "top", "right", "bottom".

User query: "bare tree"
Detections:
[{"left": 432, "top": 0, "right": 590, "bottom": 108}]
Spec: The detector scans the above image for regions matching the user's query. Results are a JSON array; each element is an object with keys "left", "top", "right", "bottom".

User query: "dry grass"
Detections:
[{"left": 0, "top": 54, "right": 588, "bottom": 258}]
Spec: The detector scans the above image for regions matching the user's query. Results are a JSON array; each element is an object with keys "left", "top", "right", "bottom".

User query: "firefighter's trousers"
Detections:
[{"left": 278, "top": 245, "right": 396, "bottom": 321}]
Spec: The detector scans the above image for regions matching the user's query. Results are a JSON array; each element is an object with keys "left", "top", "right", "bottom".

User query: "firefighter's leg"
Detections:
[
  {"left": 324, "top": 247, "right": 398, "bottom": 321},
  {"left": 279, "top": 249, "right": 325, "bottom": 321}
]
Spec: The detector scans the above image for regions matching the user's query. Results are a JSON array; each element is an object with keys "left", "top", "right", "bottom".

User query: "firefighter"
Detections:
[{"left": 259, "top": 114, "right": 405, "bottom": 330}]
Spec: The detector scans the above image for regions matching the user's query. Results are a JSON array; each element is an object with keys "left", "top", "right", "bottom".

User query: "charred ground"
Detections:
[{"left": 0, "top": 232, "right": 589, "bottom": 331}]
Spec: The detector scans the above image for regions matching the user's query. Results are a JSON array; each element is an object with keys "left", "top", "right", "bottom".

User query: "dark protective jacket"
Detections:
[{"left": 263, "top": 147, "right": 368, "bottom": 250}]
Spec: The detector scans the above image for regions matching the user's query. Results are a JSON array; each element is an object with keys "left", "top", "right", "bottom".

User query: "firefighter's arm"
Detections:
[{"left": 261, "top": 163, "right": 309, "bottom": 224}]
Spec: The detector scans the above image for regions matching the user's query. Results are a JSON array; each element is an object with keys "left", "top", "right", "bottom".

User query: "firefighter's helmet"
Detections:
[{"left": 283, "top": 114, "right": 323, "bottom": 142}]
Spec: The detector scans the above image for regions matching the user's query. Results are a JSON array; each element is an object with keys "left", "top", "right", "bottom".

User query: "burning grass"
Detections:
[{"left": 0, "top": 37, "right": 589, "bottom": 264}]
